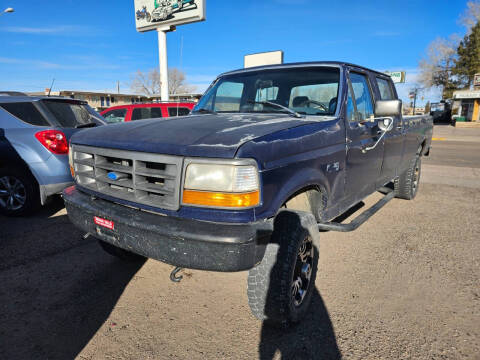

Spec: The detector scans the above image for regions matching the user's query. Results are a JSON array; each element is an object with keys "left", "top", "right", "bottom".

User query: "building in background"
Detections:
[
  {"left": 452, "top": 89, "right": 480, "bottom": 122},
  {"left": 28, "top": 89, "right": 201, "bottom": 111}
]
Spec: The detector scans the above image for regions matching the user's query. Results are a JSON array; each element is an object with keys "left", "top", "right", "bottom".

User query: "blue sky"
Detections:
[{"left": 0, "top": 0, "right": 472, "bottom": 105}]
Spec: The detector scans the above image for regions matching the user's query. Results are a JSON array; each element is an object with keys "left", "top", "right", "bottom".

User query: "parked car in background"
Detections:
[
  {"left": 100, "top": 102, "right": 195, "bottom": 124},
  {"left": 0, "top": 94, "right": 105, "bottom": 216},
  {"left": 430, "top": 101, "right": 452, "bottom": 124}
]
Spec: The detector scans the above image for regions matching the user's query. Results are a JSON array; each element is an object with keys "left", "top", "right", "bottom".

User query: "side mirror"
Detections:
[{"left": 375, "top": 99, "right": 402, "bottom": 117}]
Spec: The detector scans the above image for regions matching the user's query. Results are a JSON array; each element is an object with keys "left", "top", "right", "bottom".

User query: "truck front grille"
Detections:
[{"left": 72, "top": 145, "right": 183, "bottom": 211}]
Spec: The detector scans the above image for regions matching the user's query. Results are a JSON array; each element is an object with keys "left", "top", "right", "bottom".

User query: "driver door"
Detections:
[{"left": 344, "top": 70, "right": 384, "bottom": 203}]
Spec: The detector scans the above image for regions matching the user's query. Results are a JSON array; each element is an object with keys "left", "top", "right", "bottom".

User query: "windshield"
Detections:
[
  {"left": 42, "top": 100, "right": 105, "bottom": 128},
  {"left": 430, "top": 103, "right": 445, "bottom": 112},
  {"left": 193, "top": 67, "right": 340, "bottom": 116}
]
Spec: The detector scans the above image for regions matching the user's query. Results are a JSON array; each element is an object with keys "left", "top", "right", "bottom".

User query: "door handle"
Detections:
[{"left": 396, "top": 125, "right": 402, "bottom": 130}]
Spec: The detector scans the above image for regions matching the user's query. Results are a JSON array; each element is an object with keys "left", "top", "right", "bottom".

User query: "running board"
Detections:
[{"left": 318, "top": 187, "right": 395, "bottom": 232}]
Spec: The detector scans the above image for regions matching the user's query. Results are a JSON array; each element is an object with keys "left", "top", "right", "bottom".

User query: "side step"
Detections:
[{"left": 318, "top": 187, "right": 395, "bottom": 232}]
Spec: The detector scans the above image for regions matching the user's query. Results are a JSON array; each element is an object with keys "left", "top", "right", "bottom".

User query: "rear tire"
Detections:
[
  {"left": 247, "top": 211, "right": 318, "bottom": 326},
  {"left": 0, "top": 168, "right": 40, "bottom": 216},
  {"left": 395, "top": 148, "right": 422, "bottom": 200},
  {"left": 98, "top": 240, "right": 146, "bottom": 263}
]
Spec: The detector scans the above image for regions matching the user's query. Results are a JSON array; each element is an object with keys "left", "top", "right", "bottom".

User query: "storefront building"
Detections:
[{"left": 452, "top": 89, "right": 480, "bottom": 122}]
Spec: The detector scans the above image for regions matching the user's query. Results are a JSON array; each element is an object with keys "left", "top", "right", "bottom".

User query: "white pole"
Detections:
[{"left": 157, "top": 29, "right": 169, "bottom": 101}]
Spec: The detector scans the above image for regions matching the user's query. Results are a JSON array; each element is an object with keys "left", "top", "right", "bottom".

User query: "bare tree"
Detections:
[
  {"left": 168, "top": 68, "right": 197, "bottom": 94},
  {"left": 130, "top": 68, "right": 196, "bottom": 96},
  {"left": 418, "top": 36, "right": 459, "bottom": 99},
  {"left": 130, "top": 69, "right": 160, "bottom": 95},
  {"left": 459, "top": 0, "right": 480, "bottom": 32}
]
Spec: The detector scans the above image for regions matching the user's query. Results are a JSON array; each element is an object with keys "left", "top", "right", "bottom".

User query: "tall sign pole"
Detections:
[
  {"left": 134, "top": 1, "right": 206, "bottom": 101},
  {"left": 157, "top": 28, "right": 169, "bottom": 101}
]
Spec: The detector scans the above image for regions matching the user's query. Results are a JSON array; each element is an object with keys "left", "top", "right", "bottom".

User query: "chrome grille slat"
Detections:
[
  {"left": 95, "top": 163, "right": 133, "bottom": 173},
  {"left": 72, "top": 144, "right": 183, "bottom": 211},
  {"left": 135, "top": 169, "right": 175, "bottom": 179}
]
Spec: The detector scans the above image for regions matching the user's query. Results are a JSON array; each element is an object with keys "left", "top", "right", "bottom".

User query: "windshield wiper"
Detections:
[
  {"left": 247, "top": 100, "right": 303, "bottom": 118},
  {"left": 75, "top": 122, "right": 97, "bottom": 128},
  {"left": 193, "top": 108, "right": 217, "bottom": 114}
]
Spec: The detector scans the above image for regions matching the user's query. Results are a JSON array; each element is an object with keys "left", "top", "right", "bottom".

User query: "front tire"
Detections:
[
  {"left": 395, "top": 148, "right": 422, "bottom": 200},
  {"left": 98, "top": 240, "right": 146, "bottom": 263},
  {"left": 247, "top": 211, "right": 318, "bottom": 325},
  {"left": 0, "top": 168, "right": 40, "bottom": 216}
]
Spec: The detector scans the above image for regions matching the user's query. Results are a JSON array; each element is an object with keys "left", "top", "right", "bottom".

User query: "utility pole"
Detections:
[
  {"left": 412, "top": 89, "right": 417, "bottom": 115},
  {"left": 117, "top": 81, "right": 120, "bottom": 94}
]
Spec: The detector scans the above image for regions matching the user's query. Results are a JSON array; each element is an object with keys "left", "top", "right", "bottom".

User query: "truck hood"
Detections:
[{"left": 70, "top": 113, "right": 320, "bottom": 158}]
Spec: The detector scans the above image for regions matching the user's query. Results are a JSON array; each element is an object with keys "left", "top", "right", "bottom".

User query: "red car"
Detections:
[{"left": 100, "top": 102, "right": 195, "bottom": 124}]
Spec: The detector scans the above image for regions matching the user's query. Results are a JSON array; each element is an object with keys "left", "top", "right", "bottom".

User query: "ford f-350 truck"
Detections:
[{"left": 64, "top": 62, "right": 433, "bottom": 325}]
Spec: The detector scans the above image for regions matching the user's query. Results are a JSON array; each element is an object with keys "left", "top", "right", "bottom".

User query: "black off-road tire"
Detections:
[
  {"left": 98, "top": 240, "right": 146, "bottom": 263},
  {"left": 0, "top": 168, "right": 40, "bottom": 217},
  {"left": 247, "top": 211, "right": 318, "bottom": 325},
  {"left": 395, "top": 148, "right": 422, "bottom": 200}
]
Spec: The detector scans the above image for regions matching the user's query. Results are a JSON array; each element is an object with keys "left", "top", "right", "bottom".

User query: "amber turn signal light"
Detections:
[{"left": 182, "top": 190, "right": 260, "bottom": 208}]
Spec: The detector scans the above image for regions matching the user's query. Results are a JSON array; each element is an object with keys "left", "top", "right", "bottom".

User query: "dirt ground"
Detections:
[{"left": 1, "top": 127, "right": 479, "bottom": 359}]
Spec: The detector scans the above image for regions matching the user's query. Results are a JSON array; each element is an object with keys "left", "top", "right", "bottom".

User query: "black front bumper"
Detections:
[{"left": 63, "top": 186, "right": 272, "bottom": 272}]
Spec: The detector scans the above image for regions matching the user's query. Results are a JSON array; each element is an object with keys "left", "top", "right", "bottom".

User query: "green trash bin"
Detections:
[{"left": 456, "top": 116, "right": 467, "bottom": 122}]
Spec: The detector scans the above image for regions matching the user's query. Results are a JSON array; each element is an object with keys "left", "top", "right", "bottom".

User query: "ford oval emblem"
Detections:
[{"left": 107, "top": 172, "right": 119, "bottom": 180}]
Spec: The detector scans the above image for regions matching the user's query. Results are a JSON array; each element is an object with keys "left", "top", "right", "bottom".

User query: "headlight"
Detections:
[
  {"left": 182, "top": 159, "right": 260, "bottom": 208},
  {"left": 68, "top": 144, "right": 74, "bottom": 178}
]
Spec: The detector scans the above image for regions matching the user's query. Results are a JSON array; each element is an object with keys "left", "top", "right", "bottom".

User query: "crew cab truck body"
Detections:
[{"left": 64, "top": 62, "right": 433, "bottom": 324}]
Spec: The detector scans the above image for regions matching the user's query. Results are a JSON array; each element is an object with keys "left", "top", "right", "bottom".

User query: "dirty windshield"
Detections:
[{"left": 193, "top": 67, "right": 340, "bottom": 116}]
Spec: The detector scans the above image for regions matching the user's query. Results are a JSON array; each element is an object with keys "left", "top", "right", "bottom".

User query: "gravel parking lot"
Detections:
[{"left": 1, "top": 125, "right": 479, "bottom": 360}]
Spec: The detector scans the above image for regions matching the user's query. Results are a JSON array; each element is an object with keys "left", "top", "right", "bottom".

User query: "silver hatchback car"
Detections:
[{"left": 0, "top": 93, "right": 105, "bottom": 216}]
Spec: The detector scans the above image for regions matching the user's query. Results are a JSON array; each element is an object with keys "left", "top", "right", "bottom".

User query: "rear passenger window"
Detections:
[
  {"left": 0, "top": 102, "right": 50, "bottom": 126},
  {"left": 349, "top": 73, "right": 374, "bottom": 122},
  {"left": 150, "top": 107, "right": 163, "bottom": 118},
  {"left": 376, "top": 77, "right": 394, "bottom": 100},
  {"left": 131, "top": 107, "right": 163, "bottom": 121},
  {"left": 168, "top": 107, "right": 191, "bottom": 117}
]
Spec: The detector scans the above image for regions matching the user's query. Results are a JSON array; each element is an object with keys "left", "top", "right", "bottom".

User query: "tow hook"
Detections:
[{"left": 170, "top": 267, "right": 183, "bottom": 282}]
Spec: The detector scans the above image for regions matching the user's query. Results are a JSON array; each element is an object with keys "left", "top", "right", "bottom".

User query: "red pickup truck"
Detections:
[{"left": 100, "top": 102, "right": 195, "bottom": 124}]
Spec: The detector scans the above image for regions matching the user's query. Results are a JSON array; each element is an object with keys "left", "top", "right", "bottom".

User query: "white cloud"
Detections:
[
  {"left": 1, "top": 25, "right": 95, "bottom": 35},
  {"left": 0, "top": 56, "right": 121, "bottom": 70}
]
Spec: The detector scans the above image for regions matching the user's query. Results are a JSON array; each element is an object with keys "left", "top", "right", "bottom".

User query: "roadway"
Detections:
[{"left": 0, "top": 125, "right": 479, "bottom": 359}]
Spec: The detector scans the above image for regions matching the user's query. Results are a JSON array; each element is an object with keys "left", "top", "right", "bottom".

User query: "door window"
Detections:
[
  {"left": 168, "top": 107, "right": 191, "bottom": 117},
  {"left": 349, "top": 72, "right": 374, "bottom": 122},
  {"left": 131, "top": 107, "right": 163, "bottom": 121},
  {"left": 346, "top": 86, "right": 356, "bottom": 122},
  {"left": 376, "top": 77, "right": 394, "bottom": 100},
  {"left": 103, "top": 108, "right": 127, "bottom": 123}
]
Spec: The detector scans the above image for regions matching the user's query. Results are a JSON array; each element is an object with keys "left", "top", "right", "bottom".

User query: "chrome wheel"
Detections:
[
  {"left": 291, "top": 235, "right": 313, "bottom": 307},
  {"left": 412, "top": 157, "right": 421, "bottom": 193},
  {"left": 0, "top": 176, "right": 26, "bottom": 211}
]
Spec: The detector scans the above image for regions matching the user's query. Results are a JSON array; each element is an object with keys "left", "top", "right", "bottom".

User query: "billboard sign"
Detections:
[
  {"left": 385, "top": 71, "right": 406, "bottom": 84},
  {"left": 384, "top": 71, "right": 406, "bottom": 83},
  {"left": 134, "top": 0, "right": 205, "bottom": 32},
  {"left": 474, "top": 73, "right": 480, "bottom": 87},
  {"left": 244, "top": 51, "right": 284, "bottom": 68}
]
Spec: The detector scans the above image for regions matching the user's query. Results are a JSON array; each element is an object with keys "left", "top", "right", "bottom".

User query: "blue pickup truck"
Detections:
[{"left": 64, "top": 62, "right": 432, "bottom": 325}]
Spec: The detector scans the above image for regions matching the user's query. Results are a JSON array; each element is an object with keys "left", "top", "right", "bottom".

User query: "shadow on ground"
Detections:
[
  {"left": 258, "top": 210, "right": 341, "bottom": 360},
  {"left": 259, "top": 287, "right": 341, "bottom": 360},
  {"left": 0, "top": 200, "right": 144, "bottom": 359}
]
